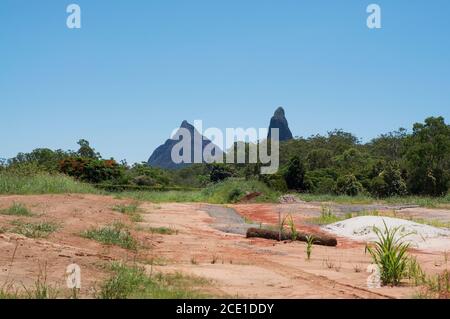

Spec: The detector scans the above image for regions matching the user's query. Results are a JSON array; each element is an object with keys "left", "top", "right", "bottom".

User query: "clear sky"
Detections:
[{"left": 1, "top": 0, "right": 449, "bottom": 164}]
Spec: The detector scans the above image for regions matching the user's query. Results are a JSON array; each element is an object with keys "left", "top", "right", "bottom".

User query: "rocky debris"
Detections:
[
  {"left": 279, "top": 194, "right": 303, "bottom": 204},
  {"left": 267, "top": 107, "right": 293, "bottom": 141},
  {"left": 239, "top": 192, "right": 263, "bottom": 203},
  {"left": 148, "top": 120, "right": 222, "bottom": 170}
]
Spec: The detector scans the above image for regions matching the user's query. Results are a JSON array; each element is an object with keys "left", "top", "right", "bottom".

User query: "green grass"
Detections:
[
  {"left": 0, "top": 172, "right": 99, "bottom": 195},
  {"left": 112, "top": 203, "right": 139, "bottom": 214},
  {"left": 0, "top": 284, "right": 20, "bottom": 299},
  {"left": 114, "top": 190, "right": 203, "bottom": 203},
  {"left": 81, "top": 222, "right": 137, "bottom": 250},
  {"left": 112, "top": 203, "right": 143, "bottom": 222},
  {"left": 115, "top": 179, "right": 279, "bottom": 204},
  {"left": 309, "top": 206, "right": 343, "bottom": 225},
  {"left": 97, "top": 263, "right": 212, "bottom": 299},
  {"left": 0, "top": 203, "right": 34, "bottom": 217},
  {"left": 11, "top": 220, "right": 59, "bottom": 238},
  {"left": 297, "top": 193, "right": 450, "bottom": 208},
  {"left": 139, "top": 226, "right": 178, "bottom": 235}
]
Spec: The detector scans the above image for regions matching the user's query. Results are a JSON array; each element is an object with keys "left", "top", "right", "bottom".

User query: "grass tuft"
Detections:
[
  {"left": 365, "top": 221, "right": 411, "bottom": 286},
  {"left": 0, "top": 203, "right": 34, "bottom": 217},
  {"left": 11, "top": 220, "right": 58, "bottom": 238},
  {"left": 81, "top": 222, "right": 137, "bottom": 250}
]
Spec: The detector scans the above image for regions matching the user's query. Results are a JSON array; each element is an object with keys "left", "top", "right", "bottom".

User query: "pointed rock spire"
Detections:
[{"left": 267, "top": 107, "right": 293, "bottom": 141}]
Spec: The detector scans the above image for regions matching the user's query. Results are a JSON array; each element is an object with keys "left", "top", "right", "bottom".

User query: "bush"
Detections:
[
  {"left": 370, "top": 163, "right": 407, "bottom": 198},
  {"left": 304, "top": 169, "right": 338, "bottom": 194},
  {"left": 335, "top": 174, "right": 364, "bottom": 196},
  {"left": 208, "top": 164, "right": 234, "bottom": 183},
  {"left": 227, "top": 188, "right": 244, "bottom": 203},
  {"left": 259, "top": 173, "right": 288, "bottom": 192},
  {"left": 284, "top": 156, "right": 306, "bottom": 191},
  {"left": 59, "top": 157, "right": 124, "bottom": 184}
]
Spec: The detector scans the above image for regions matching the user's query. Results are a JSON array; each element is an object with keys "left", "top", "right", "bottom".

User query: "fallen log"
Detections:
[{"left": 246, "top": 228, "right": 337, "bottom": 247}]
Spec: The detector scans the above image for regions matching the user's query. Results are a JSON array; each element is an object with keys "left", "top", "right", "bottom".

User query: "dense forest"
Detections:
[{"left": 1, "top": 116, "right": 449, "bottom": 198}]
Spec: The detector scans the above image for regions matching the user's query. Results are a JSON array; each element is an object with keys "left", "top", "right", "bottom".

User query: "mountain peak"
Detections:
[
  {"left": 267, "top": 107, "right": 293, "bottom": 141},
  {"left": 180, "top": 120, "right": 191, "bottom": 129},
  {"left": 274, "top": 107, "right": 286, "bottom": 118}
]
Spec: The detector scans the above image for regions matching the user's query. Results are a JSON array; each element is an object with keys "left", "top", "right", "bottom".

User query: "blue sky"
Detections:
[{"left": 1, "top": 0, "right": 449, "bottom": 164}]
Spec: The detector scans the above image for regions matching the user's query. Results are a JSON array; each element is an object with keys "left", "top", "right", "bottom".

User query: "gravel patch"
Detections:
[
  {"left": 323, "top": 216, "right": 450, "bottom": 251},
  {"left": 202, "top": 204, "right": 259, "bottom": 235}
]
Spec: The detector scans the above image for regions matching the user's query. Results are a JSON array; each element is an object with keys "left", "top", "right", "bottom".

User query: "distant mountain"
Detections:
[
  {"left": 267, "top": 107, "right": 293, "bottom": 141},
  {"left": 148, "top": 120, "right": 222, "bottom": 170}
]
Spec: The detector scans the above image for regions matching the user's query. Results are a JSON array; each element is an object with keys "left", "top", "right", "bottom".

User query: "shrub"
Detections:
[
  {"left": 371, "top": 163, "right": 407, "bottom": 198},
  {"left": 227, "top": 188, "right": 244, "bottom": 203},
  {"left": 284, "top": 156, "right": 306, "bottom": 191},
  {"left": 209, "top": 164, "right": 234, "bottom": 183},
  {"left": 335, "top": 174, "right": 364, "bottom": 196},
  {"left": 59, "top": 157, "right": 124, "bottom": 184}
]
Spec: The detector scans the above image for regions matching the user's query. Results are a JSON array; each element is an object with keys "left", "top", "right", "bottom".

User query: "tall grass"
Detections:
[
  {"left": 309, "top": 206, "right": 343, "bottom": 225},
  {"left": 116, "top": 179, "right": 279, "bottom": 204},
  {"left": 0, "top": 172, "right": 98, "bottom": 195}
]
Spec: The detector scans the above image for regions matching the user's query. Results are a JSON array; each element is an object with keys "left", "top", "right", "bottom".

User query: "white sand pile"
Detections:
[{"left": 323, "top": 216, "right": 450, "bottom": 252}]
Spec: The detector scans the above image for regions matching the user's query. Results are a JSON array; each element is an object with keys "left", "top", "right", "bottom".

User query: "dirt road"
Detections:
[{"left": 1, "top": 195, "right": 448, "bottom": 298}]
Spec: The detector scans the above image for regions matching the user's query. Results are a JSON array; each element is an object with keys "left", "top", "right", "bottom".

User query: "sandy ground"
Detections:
[{"left": 1, "top": 194, "right": 449, "bottom": 299}]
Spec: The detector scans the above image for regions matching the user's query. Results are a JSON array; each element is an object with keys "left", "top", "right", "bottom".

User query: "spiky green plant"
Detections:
[
  {"left": 365, "top": 221, "right": 411, "bottom": 286},
  {"left": 306, "top": 235, "right": 314, "bottom": 260},
  {"left": 286, "top": 214, "right": 298, "bottom": 241}
]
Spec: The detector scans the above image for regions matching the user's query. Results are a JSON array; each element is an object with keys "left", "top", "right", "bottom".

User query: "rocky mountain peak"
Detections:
[{"left": 267, "top": 107, "right": 293, "bottom": 141}]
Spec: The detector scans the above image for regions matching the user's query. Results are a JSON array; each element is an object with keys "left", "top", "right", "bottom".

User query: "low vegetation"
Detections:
[
  {"left": 0, "top": 203, "right": 34, "bottom": 217},
  {"left": 139, "top": 226, "right": 178, "bottom": 235},
  {"left": 115, "top": 179, "right": 278, "bottom": 204},
  {"left": 309, "top": 206, "right": 343, "bottom": 225},
  {"left": 305, "top": 235, "right": 314, "bottom": 260},
  {"left": 0, "top": 171, "right": 98, "bottom": 195},
  {"left": 112, "top": 203, "right": 143, "bottom": 222},
  {"left": 97, "top": 263, "right": 211, "bottom": 299},
  {"left": 11, "top": 220, "right": 58, "bottom": 238},
  {"left": 81, "top": 222, "right": 137, "bottom": 250}
]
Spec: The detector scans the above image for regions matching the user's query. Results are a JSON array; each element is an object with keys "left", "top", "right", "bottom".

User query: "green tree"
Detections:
[
  {"left": 209, "top": 164, "right": 233, "bottom": 183},
  {"left": 77, "top": 139, "right": 100, "bottom": 159},
  {"left": 370, "top": 162, "right": 407, "bottom": 198},
  {"left": 284, "top": 156, "right": 306, "bottom": 191},
  {"left": 404, "top": 117, "right": 450, "bottom": 196},
  {"left": 335, "top": 174, "right": 363, "bottom": 196},
  {"left": 306, "top": 149, "right": 333, "bottom": 170}
]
